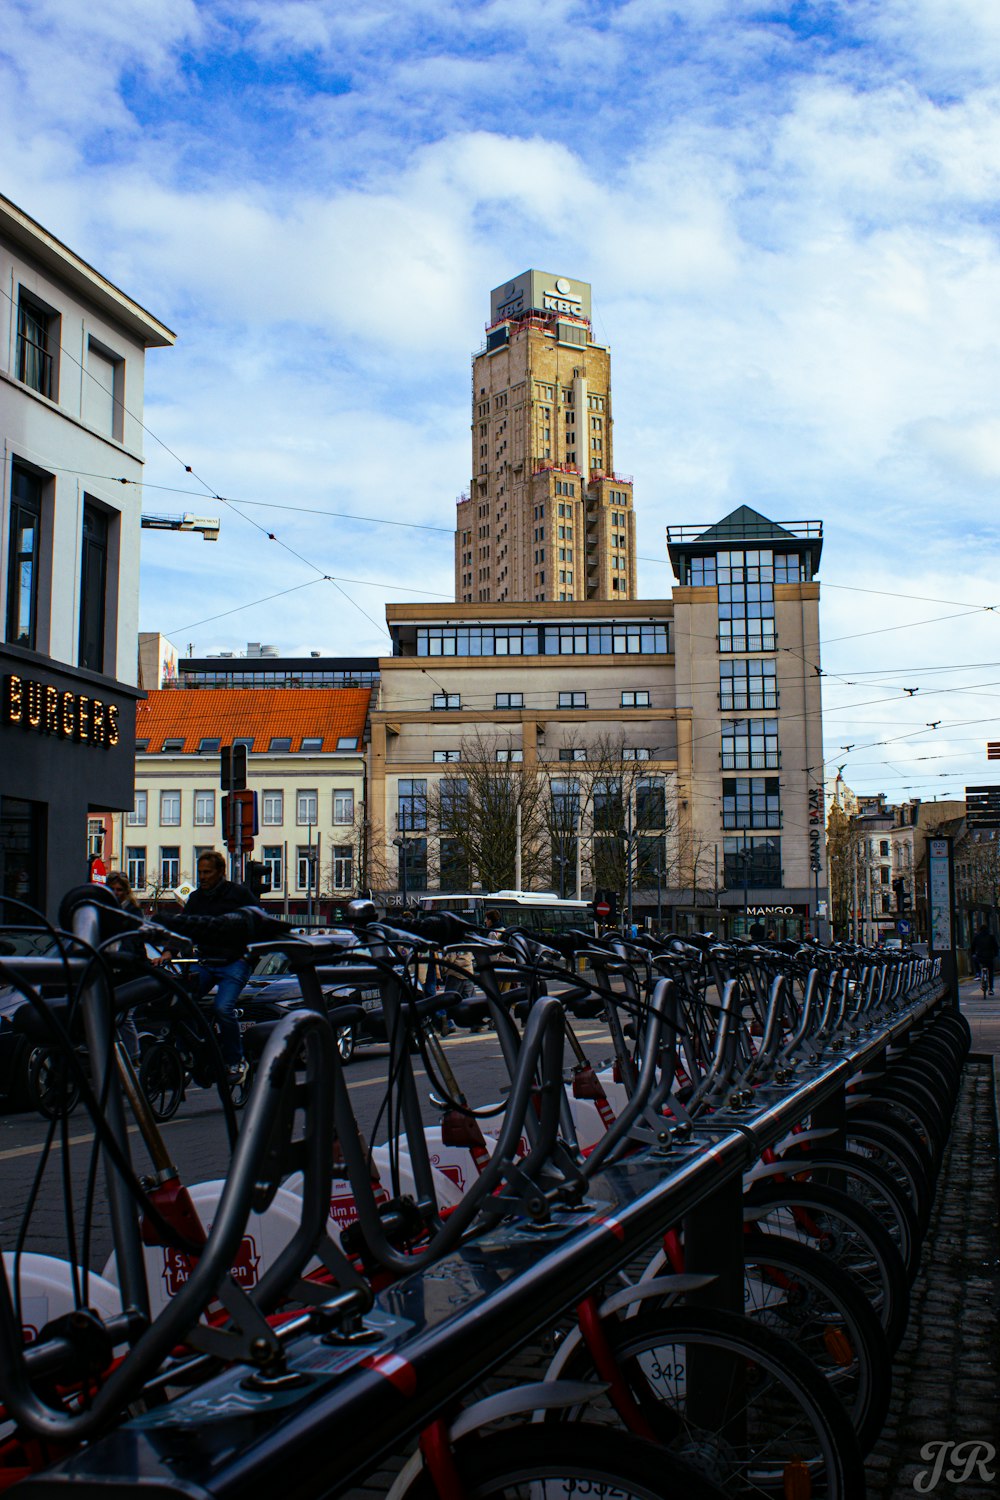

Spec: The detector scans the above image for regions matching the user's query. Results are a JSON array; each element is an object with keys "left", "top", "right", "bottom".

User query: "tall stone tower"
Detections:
[{"left": 455, "top": 271, "right": 636, "bottom": 604}]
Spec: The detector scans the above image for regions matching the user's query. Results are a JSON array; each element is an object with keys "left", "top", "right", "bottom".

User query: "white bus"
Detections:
[{"left": 415, "top": 890, "right": 591, "bottom": 934}]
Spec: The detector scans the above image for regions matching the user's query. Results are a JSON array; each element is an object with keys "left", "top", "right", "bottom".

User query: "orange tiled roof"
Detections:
[{"left": 135, "top": 688, "right": 371, "bottom": 754}]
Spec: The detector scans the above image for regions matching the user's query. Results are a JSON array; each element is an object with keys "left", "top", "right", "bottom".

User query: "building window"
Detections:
[
  {"left": 198, "top": 737, "right": 222, "bottom": 753},
  {"left": 193, "top": 790, "right": 215, "bottom": 826},
  {"left": 559, "top": 748, "right": 587, "bottom": 761},
  {"left": 193, "top": 844, "right": 213, "bottom": 871},
  {"left": 87, "top": 818, "right": 105, "bottom": 857},
  {"left": 6, "top": 464, "right": 43, "bottom": 649},
  {"left": 559, "top": 691, "right": 587, "bottom": 708},
  {"left": 721, "top": 719, "right": 779, "bottom": 771},
  {"left": 622, "top": 747, "right": 651, "bottom": 760},
  {"left": 432, "top": 693, "right": 461, "bottom": 710},
  {"left": 635, "top": 777, "right": 666, "bottom": 829},
  {"left": 270, "top": 737, "right": 292, "bottom": 752},
  {"left": 433, "top": 750, "right": 461, "bottom": 763},
  {"left": 296, "top": 846, "right": 318, "bottom": 891},
  {"left": 593, "top": 778, "right": 623, "bottom": 831},
  {"left": 496, "top": 748, "right": 523, "bottom": 762},
  {"left": 621, "top": 690, "right": 651, "bottom": 707},
  {"left": 162, "top": 738, "right": 184, "bottom": 752},
  {"left": 722, "top": 778, "right": 781, "bottom": 831},
  {"left": 719, "top": 659, "right": 778, "bottom": 711},
  {"left": 159, "top": 847, "right": 181, "bottom": 887},
  {"left": 336, "top": 736, "right": 358, "bottom": 750},
  {"left": 398, "top": 778, "right": 427, "bottom": 831},
  {"left": 84, "top": 338, "right": 124, "bottom": 439},
  {"left": 262, "top": 845, "right": 282, "bottom": 891},
  {"left": 77, "top": 501, "right": 108, "bottom": 672},
  {"left": 297, "top": 789, "right": 318, "bottom": 825},
  {"left": 301, "top": 736, "right": 323, "bottom": 752},
  {"left": 261, "top": 790, "right": 283, "bottom": 825},
  {"left": 16, "top": 292, "right": 57, "bottom": 400},
  {"left": 496, "top": 692, "right": 524, "bottom": 708},
  {"left": 126, "top": 846, "right": 146, "bottom": 889},
  {"left": 332, "top": 789, "right": 355, "bottom": 824},
  {"left": 879, "top": 840, "right": 890, "bottom": 857},
  {"left": 332, "top": 845, "right": 353, "bottom": 889},
  {"left": 439, "top": 837, "right": 469, "bottom": 892},
  {"left": 397, "top": 836, "right": 428, "bottom": 891},
  {"left": 160, "top": 791, "right": 181, "bottom": 827},
  {"left": 723, "top": 837, "right": 781, "bottom": 889}
]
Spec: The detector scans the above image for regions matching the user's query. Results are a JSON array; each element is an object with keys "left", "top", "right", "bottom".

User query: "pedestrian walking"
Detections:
[
  {"left": 155, "top": 851, "right": 254, "bottom": 1078},
  {"left": 970, "top": 923, "right": 998, "bottom": 995},
  {"left": 107, "top": 870, "right": 144, "bottom": 1061}
]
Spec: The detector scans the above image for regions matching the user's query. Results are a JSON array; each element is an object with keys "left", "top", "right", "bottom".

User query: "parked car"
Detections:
[{"left": 238, "top": 951, "right": 387, "bottom": 1063}]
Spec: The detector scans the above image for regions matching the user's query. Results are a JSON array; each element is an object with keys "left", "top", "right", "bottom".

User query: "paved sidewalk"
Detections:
[{"left": 866, "top": 995, "right": 1000, "bottom": 1499}]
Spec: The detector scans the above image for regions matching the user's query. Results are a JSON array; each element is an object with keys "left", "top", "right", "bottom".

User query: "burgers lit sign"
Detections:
[{"left": 2, "top": 673, "right": 120, "bottom": 747}]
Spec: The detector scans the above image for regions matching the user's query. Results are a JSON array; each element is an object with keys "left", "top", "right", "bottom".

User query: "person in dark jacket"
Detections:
[
  {"left": 156, "top": 850, "right": 255, "bottom": 1076},
  {"left": 970, "top": 925, "right": 999, "bottom": 995}
]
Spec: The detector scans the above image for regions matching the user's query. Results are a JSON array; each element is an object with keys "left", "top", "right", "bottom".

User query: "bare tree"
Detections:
[
  {"left": 826, "top": 803, "right": 861, "bottom": 938},
  {"left": 424, "top": 731, "right": 549, "bottom": 892},
  {"left": 541, "top": 733, "right": 678, "bottom": 904}
]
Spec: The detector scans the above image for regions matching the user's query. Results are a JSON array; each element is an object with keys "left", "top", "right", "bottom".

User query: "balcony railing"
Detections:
[
  {"left": 719, "top": 692, "right": 779, "bottom": 712},
  {"left": 719, "top": 632, "right": 777, "bottom": 653},
  {"left": 721, "top": 751, "right": 781, "bottom": 770}
]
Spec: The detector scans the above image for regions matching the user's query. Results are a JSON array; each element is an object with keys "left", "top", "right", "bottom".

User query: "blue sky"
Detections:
[{"left": 4, "top": 0, "right": 1000, "bottom": 801}]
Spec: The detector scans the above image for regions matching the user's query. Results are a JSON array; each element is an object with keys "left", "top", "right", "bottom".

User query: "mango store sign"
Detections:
[{"left": 2, "top": 673, "right": 120, "bottom": 747}]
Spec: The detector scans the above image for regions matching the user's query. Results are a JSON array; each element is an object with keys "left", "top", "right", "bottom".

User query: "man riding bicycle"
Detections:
[
  {"left": 970, "top": 923, "right": 998, "bottom": 996},
  {"left": 156, "top": 850, "right": 254, "bottom": 1079}
]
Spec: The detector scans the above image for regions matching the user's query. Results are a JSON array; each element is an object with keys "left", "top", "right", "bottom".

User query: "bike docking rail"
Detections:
[{"left": 12, "top": 946, "right": 952, "bottom": 1499}]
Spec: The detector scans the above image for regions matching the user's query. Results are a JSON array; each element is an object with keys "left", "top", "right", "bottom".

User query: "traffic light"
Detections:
[
  {"left": 893, "top": 877, "right": 911, "bottom": 913},
  {"left": 329, "top": 901, "right": 348, "bottom": 925},
  {"left": 246, "top": 861, "right": 271, "bottom": 898},
  {"left": 220, "top": 742, "right": 248, "bottom": 791}
]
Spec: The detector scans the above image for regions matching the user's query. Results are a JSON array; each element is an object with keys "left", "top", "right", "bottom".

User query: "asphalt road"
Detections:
[{"left": 0, "top": 1021, "right": 617, "bottom": 1274}]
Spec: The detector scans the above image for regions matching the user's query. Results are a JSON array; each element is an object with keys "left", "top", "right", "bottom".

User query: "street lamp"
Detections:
[{"left": 393, "top": 835, "right": 408, "bottom": 904}]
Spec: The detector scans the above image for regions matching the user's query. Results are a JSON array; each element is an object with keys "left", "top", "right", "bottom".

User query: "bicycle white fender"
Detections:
[
  {"left": 602, "top": 1273, "right": 717, "bottom": 1322},
  {"left": 368, "top": 1144, "right": 465, "bottom": 1208},
  {"left": 2, "top": 1252, "right": 123, "bottom": 1342},
  {"left": 565, "top": 1093, "right": 608, "bottom": 1151},
  {"left": 772, "top": 1126, "right": 838, "bottom": 1154},
  {"left": 382, "top": 1381, "right": 607, "bottom": 1497},
  {"left": 101, "top": 1180, "right": 308, "bottom": 1315},
  {"left": 744, "top": 1160, "right": 818, "bottom": 1185},
  {"left": 456, "top": 1380, "right": 604, "bottom": 1439}
]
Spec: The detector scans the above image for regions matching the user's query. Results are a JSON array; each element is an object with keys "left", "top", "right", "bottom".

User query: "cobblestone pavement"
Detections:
[{"left": 867, "top": 1056, "right": 1000, "bottom": 1500}]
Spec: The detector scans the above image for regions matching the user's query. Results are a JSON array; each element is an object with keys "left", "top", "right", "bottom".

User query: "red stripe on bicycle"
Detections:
[
  {"left": 591, "top": 1213, "right": 626, "bottom": 1242},
  {"left": 361, "top": 1352, "right": 417, "bottom": 1395}
]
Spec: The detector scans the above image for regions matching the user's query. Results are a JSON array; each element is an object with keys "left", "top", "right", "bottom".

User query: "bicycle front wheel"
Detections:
[
  {"left": 555, "top": 1306, "right": 866, "bottom": 1498},
  {"left": 139, "top": 1041, "right": 185, "bottom": 1122}
]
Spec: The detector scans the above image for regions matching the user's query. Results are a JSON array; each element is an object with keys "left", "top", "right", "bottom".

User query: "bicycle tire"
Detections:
[
  {"left": 400, "top": 1425, "right": 728, "bottom": 1499},
  {"left": 776, "top": 1146, "right": 921, "bottom": 1277},
  {"left": 845, "top": 1120, "right": 933, "bottom": 1232},
  {"left": 139, "top": 1041, "right": 185, "bottom": 1122},
  {"left": 740, "top": 1230, "right": 891, "bottom": 1453},
  {"left": 868, "top": 1078, "right": 948, "bottom": 1152},
  {"left": 742, "top": 1180, "right": 910, "bottom": 1351},
  {"left": 848, "top": 1096, "right": 941, "bottom": 1175},
  {"left": 27, "top": 1046, "right": 80, "bottom": 1120},
  {"left": 552, "top": 1304, "right": 867, "bottom": 1498}
]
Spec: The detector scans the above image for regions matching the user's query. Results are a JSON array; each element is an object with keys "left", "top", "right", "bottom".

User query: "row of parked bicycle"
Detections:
[{"left": 0, "top": 886, "right": 966, "bottom": 1497}]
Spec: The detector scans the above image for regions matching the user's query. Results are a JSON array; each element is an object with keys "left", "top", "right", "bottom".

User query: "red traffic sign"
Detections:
[
  {"left": 594, "top": 898, "right": 611, "bottom": 919},
  {"left": 89, "top": 856, "right": 107, "bottom": 885}
]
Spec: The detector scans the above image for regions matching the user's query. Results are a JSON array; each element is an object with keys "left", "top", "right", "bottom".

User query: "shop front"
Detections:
[{"left": 0, "top": 645, "right": 141, "bottom": 919}]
